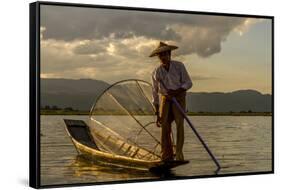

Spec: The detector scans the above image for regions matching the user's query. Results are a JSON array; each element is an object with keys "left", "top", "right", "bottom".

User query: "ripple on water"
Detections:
[{"left": 40, "top": 115, "right": 272, "bottom": 186}]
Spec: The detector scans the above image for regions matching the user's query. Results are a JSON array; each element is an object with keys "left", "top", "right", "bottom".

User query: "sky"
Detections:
[{"left": 40, "top": 5, "right": 272, "bottom": 94}]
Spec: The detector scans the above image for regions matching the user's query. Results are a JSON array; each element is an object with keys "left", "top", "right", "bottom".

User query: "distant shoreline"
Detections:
[{"left": 40, "top": 110, "right": 272, "bottom": 116}]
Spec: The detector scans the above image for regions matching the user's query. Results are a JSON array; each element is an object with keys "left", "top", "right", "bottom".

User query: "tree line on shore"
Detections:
[{"left": 40, "top": 105, "right": 272, "bottom": 115}]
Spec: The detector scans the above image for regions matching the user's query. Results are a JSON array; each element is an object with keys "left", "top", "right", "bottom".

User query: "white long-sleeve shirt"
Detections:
[{"left": 151, "top": 60, "right": 193, "bottom": 106}]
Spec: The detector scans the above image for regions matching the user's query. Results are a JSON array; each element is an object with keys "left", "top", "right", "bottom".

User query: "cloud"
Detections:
[
  {"left": 192, "top": 75, "right": 218, "bottom": 80},
  {"left": 234, "top": 18, "right": 263, "bottom": 36},
  {"left": 41, "top": 5, "right": 253, "bottom": 58},
  {"left": 41, "top": 5, "right": 181, "bottom": 41},
  {"left": 40, "top": 31, "right": 157, "bottom": 82},
  {"left": 40, "top": 5, "right": 261, "bottom": 82},
  {"left": 72, "top": 40, "right": 107, "bottom": 55}
]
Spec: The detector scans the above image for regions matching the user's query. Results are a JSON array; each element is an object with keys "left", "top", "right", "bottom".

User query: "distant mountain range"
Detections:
[
  {"left": 186, "top": 90, "right": 271, "bottom": 112},
  {"left": 40, "top": 78, "right": 272, "bottom": 112},
  {"left": 41, "top": 78, "right": 110, "bottom": 111}
]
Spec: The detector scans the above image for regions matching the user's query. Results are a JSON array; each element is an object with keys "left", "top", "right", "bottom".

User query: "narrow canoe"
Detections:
[{"left": 64, "top": 119, "right": 189, "bottom": 171}]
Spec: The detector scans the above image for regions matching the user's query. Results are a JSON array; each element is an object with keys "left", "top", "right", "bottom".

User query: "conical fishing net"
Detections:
[
  {"left": 89, "top": 79, "right": 167, "bottom": 161},
  {"left": 88, "top": 79, "right": 218, "bottom": 173}
]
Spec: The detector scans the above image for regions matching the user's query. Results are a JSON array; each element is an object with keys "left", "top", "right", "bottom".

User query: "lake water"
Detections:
[{"left": 40, "top": 115, "right": 272, "bottom": 186}]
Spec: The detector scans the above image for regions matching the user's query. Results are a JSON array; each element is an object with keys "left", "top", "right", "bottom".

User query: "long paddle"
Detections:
[{"left": 159, "top": 80, "right": 221, "bottom": 173}]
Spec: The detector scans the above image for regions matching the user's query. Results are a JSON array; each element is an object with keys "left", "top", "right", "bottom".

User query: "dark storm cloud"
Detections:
[
  {"left": 41, "top": 5, "right": 182, "bottom": 41},
  {"left": 41, "top": 5, "right": 248, "bottom": 57}
]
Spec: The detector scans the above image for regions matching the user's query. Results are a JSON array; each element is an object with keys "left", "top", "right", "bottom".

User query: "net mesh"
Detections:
[
  {"left": 89, "top": 79, "right": 163, "bottom": 161},
  {"left": 88, "top": 79, "right": 217, "bottom": 171}
]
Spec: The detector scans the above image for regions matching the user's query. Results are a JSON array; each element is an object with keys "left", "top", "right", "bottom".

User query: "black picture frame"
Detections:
[{"left": 30, "top": 1, "right": 274, "bottom": 189}]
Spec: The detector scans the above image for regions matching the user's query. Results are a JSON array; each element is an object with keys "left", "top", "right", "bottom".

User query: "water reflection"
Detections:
[
  {"left": 40, "top": 115, "right": 272, "bottom": 186},
  {"left": 68, "top": 155, "right": 176, "bottom": 180}
]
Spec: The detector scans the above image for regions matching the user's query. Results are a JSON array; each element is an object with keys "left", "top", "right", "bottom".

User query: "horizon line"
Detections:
[{"left": 40, "top": 77, "right": 272, "bottom": 95}]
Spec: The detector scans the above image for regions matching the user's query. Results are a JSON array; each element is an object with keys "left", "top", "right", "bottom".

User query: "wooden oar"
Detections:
[{"left": 159, "top": 80, "right": 221, "bottom": 174}]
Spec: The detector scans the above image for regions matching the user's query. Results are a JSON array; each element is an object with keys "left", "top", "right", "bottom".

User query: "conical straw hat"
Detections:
[{"left": 149, "top": 41, "right": 178, "bottom": 57}]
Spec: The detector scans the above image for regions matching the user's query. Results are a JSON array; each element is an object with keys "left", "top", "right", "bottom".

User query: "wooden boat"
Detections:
[{"left": 64, "top": 119, "right": 189, "bottom": 172}]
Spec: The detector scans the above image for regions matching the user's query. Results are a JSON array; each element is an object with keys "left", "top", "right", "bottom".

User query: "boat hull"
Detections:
[
  {"left": 71, "top": 137, "right": 168, "bottom": 170},
  {"left": 64, "top": 119, "right": 189, "bottom": 171}
]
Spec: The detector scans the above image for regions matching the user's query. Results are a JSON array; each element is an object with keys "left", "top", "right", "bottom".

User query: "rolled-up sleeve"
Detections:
[
  {"left": 180, "top": 64, "right": 193, "bottom": 90},
  {"left": 151, "top": 70, "right": 159, "bottom": 106}
]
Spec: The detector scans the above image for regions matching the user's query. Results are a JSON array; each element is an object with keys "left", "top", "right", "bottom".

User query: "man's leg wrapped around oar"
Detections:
[
  {"left": 171, "top": 91, "right": 186, "bottom": 161},
  {"left": 159, "top": 91, "right": 186, "bottom": 161},
  {"left": 159, "top": 95, "right": 174, "bottom": 161}
]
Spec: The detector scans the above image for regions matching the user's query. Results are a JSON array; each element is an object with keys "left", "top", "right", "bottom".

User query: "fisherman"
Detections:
[{"left": 149, "top": 41, "right": 193, "bottom": 161}]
